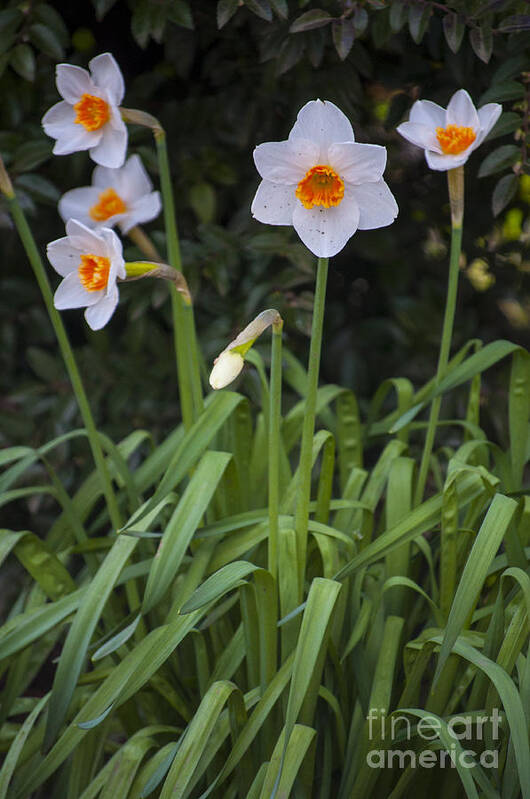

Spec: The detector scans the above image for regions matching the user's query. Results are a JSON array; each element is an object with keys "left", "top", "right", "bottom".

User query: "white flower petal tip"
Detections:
[
  {"left": 42, "top": 53, "right": 127, "bottom": 167},
  {"left": 47, "top": 220, "right": 124, "bottom": 330},
  {"left": 209, "top": 351, "right": 245, "bottom": 390},
  {"left": 251, "top": 100, "right": 396, "bottom": 258},
  {"left": 58, "top": 155, "right": 160, "bottom": 232},
  {"left": 397, "top": 88, "right": 502, "bottom": 171}
]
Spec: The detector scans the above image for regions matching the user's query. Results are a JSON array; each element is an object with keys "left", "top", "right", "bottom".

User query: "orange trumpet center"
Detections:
[
  {"left": 436, "top": 124, "right": 476, "bottom": 155},
  {"left": 79, "top": 254, "right": 110, "bottom": 292},
  {"left": 89, "top": 188, "right": 127, "bottom": 222},
  {"left": 296, "top": 165, "right": 345, "bottom": 210},
  {"left": 74, "top": 93, "right": 110, "bottom": 132}
]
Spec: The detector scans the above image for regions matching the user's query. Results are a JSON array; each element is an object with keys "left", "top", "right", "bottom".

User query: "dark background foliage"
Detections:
[{"left": 1, "top": 0, "right": 529, "bottom": 478}]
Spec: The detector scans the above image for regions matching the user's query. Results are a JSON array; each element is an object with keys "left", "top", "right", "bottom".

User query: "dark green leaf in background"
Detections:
[
  {"left": 492, "top": 173, "right": 518, "bottom": 216},
  {"left": 92, "top": 0, "right": 120, "bottom": 21},
  {"left": 217, "top": 0, "right": 239, "bottom": 28},
  {"left": 479, "top": 80, "right": 525, "bottom": 104},
  {"left": 469, "top": 23, "right": 493, "bottom": 64},
  {"left": 269, "top": 0, "right": 288, "bottom": 20},
  {"left": 32, "top": 4, "right": 70, "bottom": 47},
  {"left": 12, "top": 141, "right": 53, "bottom": 173},
  {"left": 498, "top": 14, "right": 530, "bottom": 33},
  {"left": 244, "top": 0, "right": 273, "bottom": 23},
  {"left": 389, "top": 1, "right": 407, "bottom": 34},
  {"left": 168, "top": 1, "right": 194, "bottom": 30},
  {"left": 443, "top": 12, "right": 465, "bottom": 53},
  {"left": 29, "top": 23, "right": 65, "bottom": 60},
  {"left": 332, "top": 19, "right": 355, "bottom": 61},
  {"left": 352, "top": 6, "right": 368, "bottom": 36},
  {"left": 290, "top": 9, "right": 332, "bottom": 34},
  {"left": 478, "top": 144, "right": 520, "bottom": 178},
  {"left": 408, "top": 3, "right": 431, "bottom": 44},
  {"left": 10, "top": 45, "right": 35, "bottom": 82}
]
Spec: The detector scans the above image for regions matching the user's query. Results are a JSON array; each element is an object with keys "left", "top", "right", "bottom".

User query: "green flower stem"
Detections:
[
  {"left": 127, "top": 225, "right": 162, "bottom": 262},
  {"left": 294, "top": 256, "right": 329, "bottom": 598},
  {"left": 268, "top": 319, "right": 284, "bottom": 582},
  {"left": 185, "top": 302, "right": 204, "bottom": 416},
  {"left": 154, "top": 129, "right": 203, "bottom": 426},
  {"left": 414, "top": 167, "right": 464, "bottom": 505},
  {"left": 6, "top": 193, "right": 122, "bottom": 534}
]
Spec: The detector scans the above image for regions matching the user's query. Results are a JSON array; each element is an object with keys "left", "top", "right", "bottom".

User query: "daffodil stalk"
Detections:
[
  {"left": 127, "top": 226, "right": 162, "bottom": 262},
  {"left": 293, "top": 256, "right": 329, "bottom": 597},
  {"left": 121, "top": 107, "right": 203, "bottom": 428},
  {"left": 268, "top": 315, "right": 284, "bottom": 582},
  {"left": 0, "top": 158, "right": 122, "bottom": 533},
  {"left": 414, "top": 166, "right": 464, "bottom": 504},
  {"left": 208, "top": 308, "right": 284, "bottom": 578}
]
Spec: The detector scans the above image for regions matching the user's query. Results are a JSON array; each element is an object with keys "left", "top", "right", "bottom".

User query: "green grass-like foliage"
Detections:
[{"left": 1, "top": 331, "right": 529, "bottom": 798}]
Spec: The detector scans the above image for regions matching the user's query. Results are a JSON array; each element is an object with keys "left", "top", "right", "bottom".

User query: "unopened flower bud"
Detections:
[{"left": 209, "top": 350, "right": 244, "bottom": 390}]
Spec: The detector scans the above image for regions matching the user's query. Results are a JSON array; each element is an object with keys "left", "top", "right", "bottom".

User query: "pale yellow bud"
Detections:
[{"left": 209, "top": 350, "right": 244, "bottom": 390}]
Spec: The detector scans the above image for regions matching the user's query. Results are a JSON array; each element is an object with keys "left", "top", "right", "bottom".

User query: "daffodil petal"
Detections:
[
  {"left": 251, "top": 180, "right": 296, "bottom": 225},
  {"left": 474, "top": 103, "right": 503, "bottom": 147},
  {"left": 42, "top": 101, "right": 76, "bottom": 138},
  {"left": 328, "top": 142, "right": 387, "bottom": 184},
  {"left": 120, "top": 192, "right": 161, "bottom": 233},
  {"left": 90, "top": 122, "right": 127, "bottom": 168},
  {"left": 65, "top": 219, "right": 109, "bottom": 256},
  {"left": 425, "top": 149, "right": 470, "bottom": 171},
  {"left": 292, "top": 197, "right": 360, "bottom": 258},
  {"left": 347, "top": 180, "right": 398, "bottom": 230},
  {"left": 253, "top": 140, "right": 318, "bottom": 184},
  {"left": 93, "top": 154, "right": 149, "bottom": 199},
  {"left": 47, "top": 236, "right": 81, "bottom": 276},
  {"left": 89, "top": 53, "right": 125, "bottom": 106},
  {"left": 54, "top": 272, "right": 100, "bottom": 309},
  {"left": 100, "top": 228, "right": 126, "bottom": 279},
  {"left": 396, "top": 121, "right": 442, "bottom": 152},
  {"left": 121, "top": 154, "right": 153, "bottom": 197},
  {"left": 56, "top": 64, "right": 94, "bottom": 104},
  {"left": 409, "top": 99, "right": 446, "bottom": 129},
  {"left": 58, "top": 187, "right": 102, "bottom": 227},
  {"left": 85, "top": 285, "right": 119, "bottom": 330},
  {"left": 288, "top": 99, "right": 354, "bottom": 158},
  {"left": 53, "top": 126, "right": 100, "bottom": 155},
  {"left": 446, "top": 89, "right": 479, "bottom": 130}
]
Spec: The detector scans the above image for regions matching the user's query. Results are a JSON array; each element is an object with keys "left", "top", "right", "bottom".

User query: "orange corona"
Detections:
[
  {"left": 435, "top": 125, "right": 476, "bottom": 156},
  {"left": 296, "top": 165, "right": 345, "bottom": 209},
  {"left": 74, "top": 93, "right": 110, "bottom": 132},
  {"left": 89, "top": 188, "right": 127, "bottom": 222},
  {"left": 78, "top": 254, "right": 110, "bottom": 292}
]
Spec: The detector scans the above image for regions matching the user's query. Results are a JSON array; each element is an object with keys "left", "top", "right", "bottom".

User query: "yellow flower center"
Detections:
[
  {"left": 89, "top": 188, "right": 127, "bottom": 222},
  {"left": 436, "top": 125, "right": 476, "bottom": 155},
  {"left": 296, "top": 165, "right": 345, "bottom": 209},
  {"left": 74, "top": 93, "right": 110, "bottom": 131},
  {"left": 79, "top": 254, "right": 110, "bottom": 292}
]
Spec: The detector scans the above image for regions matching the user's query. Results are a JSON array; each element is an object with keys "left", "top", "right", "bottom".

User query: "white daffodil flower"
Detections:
[
  {"left": 396, "top": 89, "right": 502, "bottom": 171},
  {"left": 42, "top": 52, "right": 127, "bottom": 168},
  {"left": 47, "top": 219, "right": 126, "bottom": 330},
  {"left": 251, "top": 99, "right": 398, "bottom": 258},
  {"left": 58, "top": 155, "right": 161, "bottom": 234}
]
